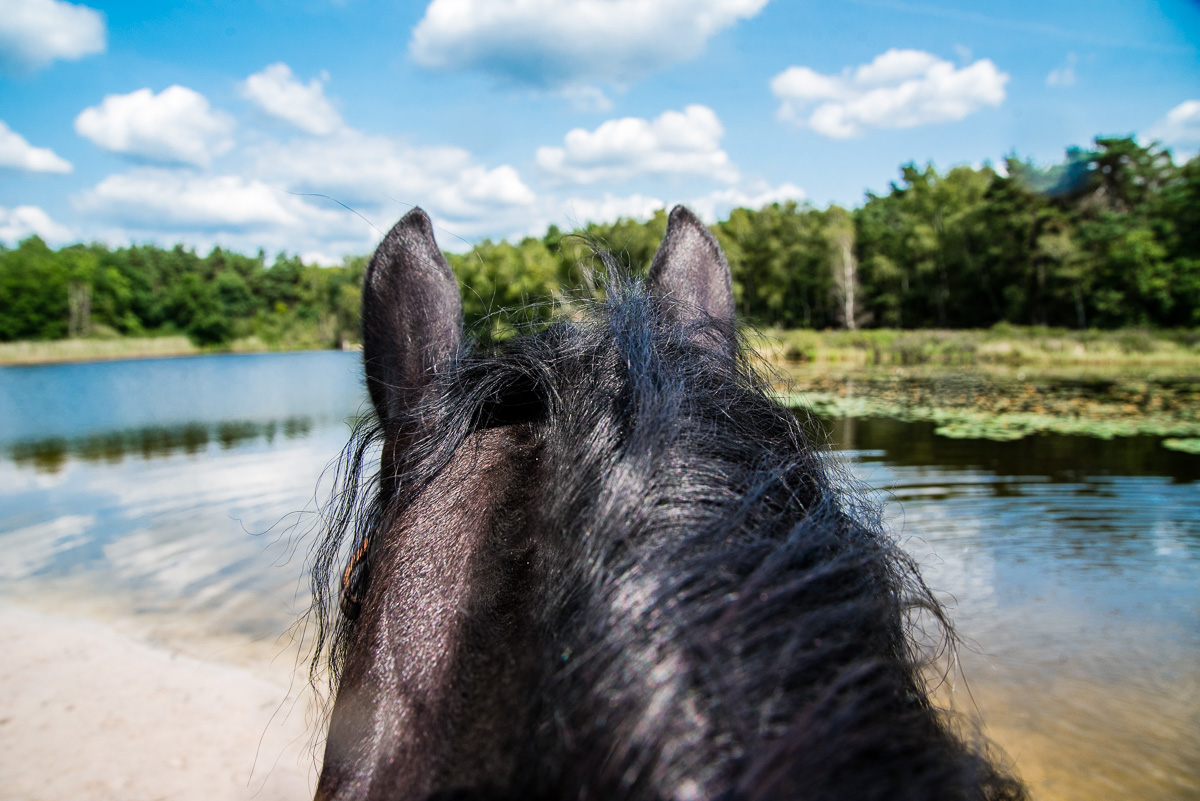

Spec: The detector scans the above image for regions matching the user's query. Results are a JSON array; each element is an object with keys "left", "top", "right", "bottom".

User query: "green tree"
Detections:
[{"left": 0, "top": 237, "right": 69, "bottom": 340}]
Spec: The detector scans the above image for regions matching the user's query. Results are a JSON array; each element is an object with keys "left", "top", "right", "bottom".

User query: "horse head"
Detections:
[{"left": 312, "top": 206, "right": 1024, "bottom": 801}]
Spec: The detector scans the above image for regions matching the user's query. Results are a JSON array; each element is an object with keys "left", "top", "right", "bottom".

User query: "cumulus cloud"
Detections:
[
  {"left": 560, "top": 85, "right": 614, "bottom": 113},
  {"left": 1146, "top": 100, "right": 1200, "bottom": 149},
  {"left": 249, "top": 129, "right": 535, "bottom": 222},
  {"left": 0, "top": 120, "right": 72, "bottom": 172},
  {"left": 686, "top": 181, "right": 806, "bottom": 222},
  {"left": 68, "top": 110, "right": 541, "bottom": 255},
  {"left": 771, "top": 49, "right": 1008, "bottom": 139},
  {"left": 536, "top": 105, "right": 739, "bottom": 185},
  {"left": 409, "top": 0, "right": 768, "bottom": 88},
  {"left": 240, "top": 63, "right": 343, "bottom": 135},
  {"left": 1046, "top": 53, "right": 1077, "bottom": 87},
  {"left": 74, "top": 86, "right": 236, "bottom": 167},
  {"left": 73, "top": 168, "right": 338, "bottom": 230},
  {"left": 69, "top": 167, "right": 386, "bottom": 263},
  {"left": 560, "top": 193, "right": 666, "bottom": 225},
  {"left": 512, "top": 182, "right": 803, "bottom": 254},
  {"left": 0, "top": 0, "right": 105, "bottom": 72},
  {"left": 558, "top": 182, "right": 806, "bottom": 228},
  {"left": 0, "top": 205, "right": 73, "bottom": 245}
]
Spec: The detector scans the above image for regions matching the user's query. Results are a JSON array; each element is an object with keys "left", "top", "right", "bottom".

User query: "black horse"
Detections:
[{"left": 310, "top": 206, "right": 1024, "bottom": 801}]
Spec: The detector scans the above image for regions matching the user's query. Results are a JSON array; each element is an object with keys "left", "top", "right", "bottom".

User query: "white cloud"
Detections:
[
  {"left": 855, "top": 49, "right": 941, "bottom": 85},
  {"left": 1046, "top": 53, "right": 1076, "bottom": 87},
  {"left": 771, "top": 49, "right": 1008, "bottom": 139},
  {"left": 409, "top": 0, "right": 768, "bottom": 88},
  {"left": 71, "top": 167, "right": 381, "bottom": 263},
  {"left": 495, "top": 193, "right": 668, "bottom": 245},
  {"left": 74, "top": 168, "right": 336, "bottom": 230},
  {"left": 536, "top": 105, "right": 739, "bottom": 185},
  {"left": 560, "top": 193, "right": 666, "bottom": 226},
  {"left": 560, "top": 85, "right": 614, "bottom": 113},
  {"left": 249, "top": 129, "right": 536, "bottom": 222},
  {"left": 556, "top": 182, "right": 804, "bottom": 229},
  {"left": 686, "top": 181, "right": 806, "bottom": 223},
  {"left": 1146, "top": 100, "right": 1200, "bottom": 148},
  {"left": 508, "top": 181, "right": 804, "bottom": 247},
  {"left": 0, "top": 120, "right": 72, "bottom": 172},
  {"left": 0, "top": 0, "right": 105, "bottom": 71},
  {"left": 74, "top": 86, "right": 236, "bottom": 167},
  {"left": 240, "top": 63, "right": 343, "bottom": 136},
  {"left": 0, "top": 204, "right": 73, "bottom": 245},
  {"left": 0, "top": 513, "right": 95, "bottom": 579}
]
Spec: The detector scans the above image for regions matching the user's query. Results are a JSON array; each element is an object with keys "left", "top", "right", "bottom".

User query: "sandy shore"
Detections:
[{"left": 0, "top": 602, "right": 318, "bottom": 801}]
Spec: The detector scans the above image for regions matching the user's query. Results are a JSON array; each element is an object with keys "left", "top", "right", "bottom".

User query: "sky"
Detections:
[{"left": 1, "top": 0, "right": 1199, "bottom": 263}]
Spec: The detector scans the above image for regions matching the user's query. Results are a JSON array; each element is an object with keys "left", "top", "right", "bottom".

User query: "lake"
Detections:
[{"left": 1, "top": 351, "right": 1197, "bottom": 800}]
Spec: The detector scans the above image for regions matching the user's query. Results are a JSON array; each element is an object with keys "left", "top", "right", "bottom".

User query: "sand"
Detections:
[
  {"left": 5, "top": 600, "right": 1195, "bottom": 801},
  {"left": 0, "top": 602, "right": 318, "bottom": 801}
]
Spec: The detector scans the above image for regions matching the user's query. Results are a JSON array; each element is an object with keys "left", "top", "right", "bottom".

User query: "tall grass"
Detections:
[
  {"left": 753, "top": 326, "right": 1200, "bottom": 367},
  {"left": 4, "top": 326, "right": 1198, "bottom": 367},
  {"left": 0, "top": 336, "right": 201, "bottom": 366}
]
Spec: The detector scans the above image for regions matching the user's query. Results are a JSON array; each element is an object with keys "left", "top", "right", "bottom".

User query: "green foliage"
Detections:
[
  {"left": 1162, "top": 438, "right": 1200, "bottom": 455},
  {"left": 0, "top": 239, "right": 365, "bottom": 347},
  {"left": 0, "top": 237, "right": 70, "bottom": 340},
  {"left": 2, "top": 136, "right": 1196, "bottom": 348}
]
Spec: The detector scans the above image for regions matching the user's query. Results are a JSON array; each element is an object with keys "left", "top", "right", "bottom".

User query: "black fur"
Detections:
[{"left": 310, "top": 206, "right": 1025, "bottom": 801}]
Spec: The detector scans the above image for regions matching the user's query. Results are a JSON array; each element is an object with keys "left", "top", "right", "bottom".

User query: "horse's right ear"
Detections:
[
  {"left": 362, "top": 207, "right": 462, "bottom": 428},
  {"left": 648, "top": 205, "right": 736, "bottom": 329}
]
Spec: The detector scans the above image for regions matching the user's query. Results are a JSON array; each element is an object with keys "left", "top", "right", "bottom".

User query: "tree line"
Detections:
[{"left": 2, "top": 136, "right": 1196, "bottom": 347}]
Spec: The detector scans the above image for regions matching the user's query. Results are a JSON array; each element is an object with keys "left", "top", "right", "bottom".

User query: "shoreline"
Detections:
[
  {"left": 0, "top": 337, "right": 363, "bottom": 368},
  {"left": 3, "top": 601, "right": 1192, "bottom": 801},
  {"left": 2, "top": 327, "right": 1196, "bottom": 368},
  {"left": 0, "top": 600, "right": 319, "bottom": 800}
]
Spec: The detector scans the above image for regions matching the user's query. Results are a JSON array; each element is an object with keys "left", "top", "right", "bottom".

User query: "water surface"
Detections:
[{"left": 1, "top": 352, "right": 1196, "bottom": 799}]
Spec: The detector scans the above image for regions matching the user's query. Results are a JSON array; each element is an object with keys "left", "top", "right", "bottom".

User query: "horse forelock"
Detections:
[{"left": 312, "top": 273, "right": 1024, "bottom": 800}]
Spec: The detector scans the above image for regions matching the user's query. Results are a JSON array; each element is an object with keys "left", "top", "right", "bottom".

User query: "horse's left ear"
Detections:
[
  {"left": 361, "top": 207, "right": 462, "bottom": 429},
  {"left": 647, "top": 205, "right": 736, "bottom": 326}
]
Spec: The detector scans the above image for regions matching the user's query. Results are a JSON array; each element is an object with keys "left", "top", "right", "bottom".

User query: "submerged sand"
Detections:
[
  {"left": 0, "top": 602, "right": 317, "bottom": 801},
  {"left": 2, "top": 600, "right": 1196, "bottom": 801}
]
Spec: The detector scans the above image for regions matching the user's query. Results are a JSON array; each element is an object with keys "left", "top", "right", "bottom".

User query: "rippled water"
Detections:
[
  {"left": 0, "top": 353, "right": 1197, "bottom": 799},
  {"left": 825, "top": 417, "right": 1200, "bottom": 801},
  {"left": 0, "top": 352, "right": 365, "bottom": 658}
]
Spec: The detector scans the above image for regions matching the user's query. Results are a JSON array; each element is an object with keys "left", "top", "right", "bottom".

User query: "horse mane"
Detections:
[{"left": 310, "top": 257, "right": 1024, "bottom": 800}]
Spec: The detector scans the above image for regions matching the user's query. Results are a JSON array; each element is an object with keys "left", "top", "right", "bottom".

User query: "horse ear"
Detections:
[
  {"left": 647, "top": 205, "right": 736, "bottom": 325},
  {"left": 362, "top": 207, "right": 462, "bottom": 428}
]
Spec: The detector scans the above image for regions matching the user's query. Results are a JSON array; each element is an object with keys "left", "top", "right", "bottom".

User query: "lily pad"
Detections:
[{"left": 777, "top": 365, "right": 1200, "bottom": 443}]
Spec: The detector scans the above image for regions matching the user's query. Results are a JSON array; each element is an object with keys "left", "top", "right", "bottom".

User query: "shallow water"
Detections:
[
  {"left": 0, "top": 352, "right": 365, "bottom": 668},
  {"left": 825, "top": 416, "right": 1200, "bottom": 800},
  {"left": 1, "top": 352, "right": 1197, "bottom": 799}
]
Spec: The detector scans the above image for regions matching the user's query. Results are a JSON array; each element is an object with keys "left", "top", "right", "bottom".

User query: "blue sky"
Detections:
[{"left": 2, "top": 0, "right": 1199, "bottom": 262}]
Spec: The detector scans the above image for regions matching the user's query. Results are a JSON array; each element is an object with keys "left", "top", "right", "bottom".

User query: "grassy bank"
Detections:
[
  {"left": 0, "top": 336, "right": 204, "bottom": 365},
  {"left": 0, "top": 335, "right": 363, "bottom": 366},
  {"left": 749, "top": 327, "right": 1200, "bottom": 446},
  {"left": 4, "top": 327, "right": 1198, "bottom": 450},
  {"left": 753, "top": 326, "right": 1200, "bottom": 368},
  {"left": 5, "top": 325, "right": 1200, "bottom": 368},
  {"left": 775, "top": 363, "right": 1200, "bottom": 445}
]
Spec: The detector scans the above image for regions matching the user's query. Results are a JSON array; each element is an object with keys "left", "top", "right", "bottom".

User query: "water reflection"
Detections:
[
  {"left": 7, "top": 416, "right": 320, "bottom": 473},
  {"left": 0, "top": 350, "right": 364, "bottom": 445},
  {"left": 0, "top": 353, "right": 1197, "bottom": 799},
  {"left": 822, "top": 415, "right": 1200, "bottom": 801},
  {"left": 0, "top": 351, "right": 366, "bottom": 652},
  {"left": 821, "top": 414, "right": 1200, "bottom": 482},
  {"left": 0, "top": 423, "right": 354, "bottom": 652}
]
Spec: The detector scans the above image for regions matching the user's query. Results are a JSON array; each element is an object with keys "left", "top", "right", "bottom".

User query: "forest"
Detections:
[{"left": 1, "top": 136, "right": 1197, "bottom": 349}]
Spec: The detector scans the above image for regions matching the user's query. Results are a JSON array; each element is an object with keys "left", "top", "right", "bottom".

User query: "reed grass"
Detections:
[
  {"left": 4, "top": 326, "right": 1198, "bottom": 368},
  {"left": 752, "top": 325, "right": 1200, "bottom": 368},
  {"left": 0, "top": 336, "right": 201, "bottom": 366}
]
